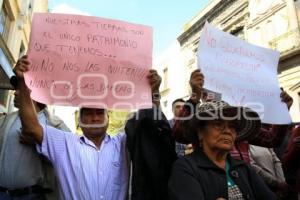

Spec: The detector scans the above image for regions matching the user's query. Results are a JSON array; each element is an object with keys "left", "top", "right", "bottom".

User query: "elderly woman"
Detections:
[{"left": 168, "top": 100, "right": 276, "bottom": 200}]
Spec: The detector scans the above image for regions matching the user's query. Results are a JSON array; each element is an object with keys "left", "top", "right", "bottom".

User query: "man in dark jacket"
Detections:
[
  {"left": 125, "top": 70, "right": 177, "bottom": 200},
  {"left": 282, "top": 124, "right": 300, "bottom": 199}
]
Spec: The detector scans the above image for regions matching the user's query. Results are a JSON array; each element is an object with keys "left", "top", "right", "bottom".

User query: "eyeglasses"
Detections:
[{"left": 208, "top": 120, "right": 238, "bottom": 132}]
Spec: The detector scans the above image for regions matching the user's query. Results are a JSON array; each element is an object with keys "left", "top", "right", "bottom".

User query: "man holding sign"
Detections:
[
  {"left": 0, "top": 89, "right": 70, "bottom": 200},
  {"left": 9, "top": 12, "right": 177, "bottom": 200},
  {"left": 13, "top": 55, "right": 166, "bottom": 200}
]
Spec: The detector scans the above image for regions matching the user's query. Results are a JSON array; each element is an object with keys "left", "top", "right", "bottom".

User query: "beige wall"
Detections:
[
  {"left": 0, "top": 0, "right": 48, "bottom": 63},
  {"left": 154, "top": 42, "right": 188, "bottom": 119},
  {"left": 247, "top": 0, "right": 300, "bottom": 121},
  {"left": 279, "top": 66, "right": 300, "bottom": 122}
]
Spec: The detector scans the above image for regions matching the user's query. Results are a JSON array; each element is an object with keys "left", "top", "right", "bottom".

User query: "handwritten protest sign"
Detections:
[
  {"left": 26, "top": 13, "right": 153, "bottom": 109},
  {"left": 198, "top": 22, "right": 292, "bottom": 124}
]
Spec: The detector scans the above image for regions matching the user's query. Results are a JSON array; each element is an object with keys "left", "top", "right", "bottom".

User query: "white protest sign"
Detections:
[{"left": 197, "top": 22, "right": 292, "bottom": 124}]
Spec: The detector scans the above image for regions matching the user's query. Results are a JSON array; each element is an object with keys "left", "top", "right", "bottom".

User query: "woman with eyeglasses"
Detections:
[{"left": 168, "top": 100, "right": 276, "bottom": 200}]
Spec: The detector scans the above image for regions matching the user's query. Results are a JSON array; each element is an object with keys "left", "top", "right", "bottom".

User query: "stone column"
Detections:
[
  {"left": 286, "top": 0, "right": 299, "bottom": 28},
  {"left": 286, "top": 0, "right": 300, "bottom": 43}
]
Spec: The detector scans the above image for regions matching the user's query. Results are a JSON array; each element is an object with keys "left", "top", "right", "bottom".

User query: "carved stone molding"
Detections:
[
  {"left": 179, "top": 0, "right": 250, "bottom": 54},
  {"left": 247, "top": 1, "right": 286, "bottom": 28},
  {"left": 178, "top": 0, "right": 237, "bottom": 46}
]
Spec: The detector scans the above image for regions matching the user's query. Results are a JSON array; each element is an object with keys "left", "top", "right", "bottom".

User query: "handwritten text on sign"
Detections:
[
  {"left": 197, "top": 22, "right": 291, "bottom": 124},
  {"left": 26, "top": 13, "right": 153, "bottom": 109}
]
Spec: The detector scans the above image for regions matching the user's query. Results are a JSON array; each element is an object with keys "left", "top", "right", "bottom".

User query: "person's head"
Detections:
[
  {"left": 197, "top": 119, "right": 238, "bottom": 152},
  {"left": 187, "top": 100, "right": 261, "bottom": 154},
  {"left": 172, "top": 98, "right": 185, "bottom": 118},
  {"left": 79, "top": 107, "right": 109, "bottom": 138},
  {"left": 14, "top": 89, "right": 46, "bottom": 111}
]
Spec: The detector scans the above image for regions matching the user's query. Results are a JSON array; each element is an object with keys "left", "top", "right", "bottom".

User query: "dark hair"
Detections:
[
  {"left": 186, "top": 117, "right": 207, "bottom": 148},
  {"left": 35, "top": 102, "right": 46, "bottom": 111},
  {"left": 172, "top": 98, "right": 185, "bottom": 107}
]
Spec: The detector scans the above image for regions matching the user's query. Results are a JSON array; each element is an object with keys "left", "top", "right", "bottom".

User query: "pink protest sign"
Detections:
[{"left": 26, "top": 13, "right": 153, "bottom": 109}]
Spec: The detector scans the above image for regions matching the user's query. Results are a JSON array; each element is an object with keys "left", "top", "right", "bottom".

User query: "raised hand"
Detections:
[
  {"left": 280, "top": 89, "right": 293, "bottom": 110},
  {"left": 13, "top": 55, "right": 30, "bottom": 79},
  {"left": 147, "top": 69, "right": 162, "bottom": 93}
]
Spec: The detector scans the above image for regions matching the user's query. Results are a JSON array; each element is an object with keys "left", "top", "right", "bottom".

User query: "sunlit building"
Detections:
[
  {"left": 0, "top": 0, "right": 48, "bottom": 112},
  {"left": 159, "top": 0, "right": 300, "bottom": 121}
]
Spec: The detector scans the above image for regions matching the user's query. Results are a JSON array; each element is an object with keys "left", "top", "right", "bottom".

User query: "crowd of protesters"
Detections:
[{"left": 0, "top": 54, "right": 299, "bottom": 200}]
